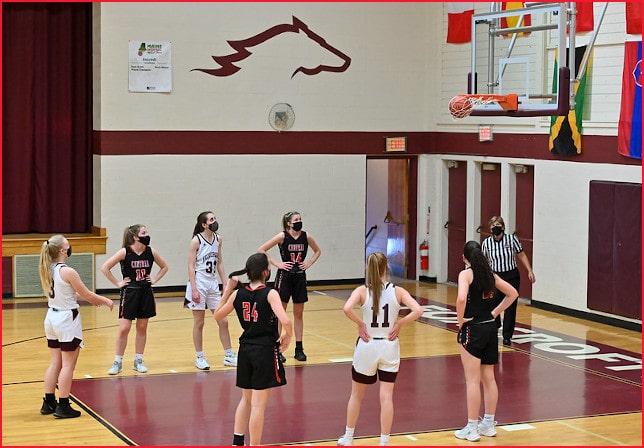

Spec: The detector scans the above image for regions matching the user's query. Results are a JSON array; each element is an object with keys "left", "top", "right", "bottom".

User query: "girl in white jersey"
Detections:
[
  {"left": 185, "top": 211, "right": 237, "bottom": 369},
  {"left": 38, "top": 234, "right": 113, "bottom": 418},
  {"left": 337, "top": 252, "right": 422, "bottom": 446}
]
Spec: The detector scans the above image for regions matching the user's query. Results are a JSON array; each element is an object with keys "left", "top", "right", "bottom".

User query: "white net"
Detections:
[{"left": 449, "top": 95, "right": 500, "bottom": 119}]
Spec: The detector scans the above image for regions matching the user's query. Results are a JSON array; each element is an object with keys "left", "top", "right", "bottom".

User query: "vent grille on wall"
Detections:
[{"left": 12, "top": 253, "right": 95, "bottom": 298}]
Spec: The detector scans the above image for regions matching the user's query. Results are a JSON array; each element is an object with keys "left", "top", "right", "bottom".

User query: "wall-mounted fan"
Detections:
[{"left": 268, "top": 103, "right": 295, "bottom": 131}]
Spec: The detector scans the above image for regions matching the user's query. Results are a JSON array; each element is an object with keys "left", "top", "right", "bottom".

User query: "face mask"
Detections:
[
  {"left": 265, "top": 269, "right": 271, "bottom": 283},
  {"left": 292, "top": 221, "right": 303, "bottom": 232},
  {"left": 209, "top": 221, "right": 219, "bottom": 232},
  {"left": 138, "top": 235, "right": 151, "bottom": 246},
  {"left": 491, "top": 226, "right": 503, "bottom": 236},
  {"left": 66, "top": 246, "right": 72, "bottom": 257}
]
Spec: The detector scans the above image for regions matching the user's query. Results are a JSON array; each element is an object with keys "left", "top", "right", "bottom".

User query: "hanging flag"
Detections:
[
  {"left": 626, "top": 3, "right": 642, "bottom": 35},
  {"left": 549, "top": 46, "right": 590, "bottom": 156},
  {"left": 447, "top": 3, "right": 474, "bottom": 44},
  {"left": 576, "top": 2, "right": 594, "bottom": 33},
  {"left": 618, "top": 41, "right": 642, "bottom": 159},
  {"left": 501, "top": 2, "right": 531, "bottom": 37}
]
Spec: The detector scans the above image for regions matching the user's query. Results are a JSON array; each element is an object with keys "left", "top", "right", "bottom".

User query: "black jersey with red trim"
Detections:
[
  {"left": 234, "top": 284, "right": 279, "bottom": 346},
  {"left": 278, "top": 230, "right": 308, "bottom": 274},
  {"left": 120, "top": 245, "right": 155, "bottom": 287}
]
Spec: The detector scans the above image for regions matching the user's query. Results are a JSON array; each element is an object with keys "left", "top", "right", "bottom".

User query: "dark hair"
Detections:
[
  {"left": 229, "top": 253, "right": 269, "bottom": 282},
  {"left": 463, "top": 240, "right": 495, "bottom": 296},
  {"left": 193, "top": 211, "right": 213, "bottom": 236}
]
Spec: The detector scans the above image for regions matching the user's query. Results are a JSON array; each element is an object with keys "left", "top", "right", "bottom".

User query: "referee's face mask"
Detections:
[{"left": 491, "top": 225, "right": 504, "bottom": 236}]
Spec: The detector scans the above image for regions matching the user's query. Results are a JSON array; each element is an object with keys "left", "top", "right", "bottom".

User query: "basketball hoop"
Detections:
[{"left": 448, "top": 94, "right": 519, "bottom": 119}]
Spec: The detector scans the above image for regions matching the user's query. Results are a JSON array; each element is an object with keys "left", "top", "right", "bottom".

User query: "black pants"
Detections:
[{"left": 493, "top": 268, "right": 520, "bottom": 340}]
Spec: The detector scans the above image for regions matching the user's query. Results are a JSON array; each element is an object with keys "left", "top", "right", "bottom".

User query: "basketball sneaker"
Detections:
[
  {"left": 478, "top": 419, "right": 497, "bottom": 437},
  {"left": 223, "top": 352, "right": 238, "bottom": 367},
  {"left": 40, "top": 398, "right": 56, "bottom": 415},
  {"left": 279, "top": 353, "right": 287, "bottom": 363},
  {"left": 133, "top": 358, "right": 148, "bottom": 373},
  {"left": 294, "top": 348, "right": 307, "bottom": 361},
  {"left": 53, "top": 402, "right": 81, "bottom": 419},
  {"left": 108, "top": 361, "right": 122, "bottom": 375},
  {"left": 195, "top": 356, "right": 210, "bottom": 370},
  {"left": 337, "top": 435, "right": 353, "bottom": 446},
  {"left": 454, "top": 424, "right": 480, "bottom": 442}
]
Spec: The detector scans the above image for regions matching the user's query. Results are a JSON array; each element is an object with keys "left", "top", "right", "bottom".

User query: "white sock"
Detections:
[
  {"left": 225, "top": 348, "right": 235, "bottom": 356},
  {"left": 483, "top": 414, "right": 495, "bottom": 422},
  {"left": 196, "top": 351, "right": 205, "bottom": 358},
  {"left": 380, "top": 434, "right": 390, "bottom": 445},
  {"left": 135, "top": 354, "right": 143, "bottom": 361},
  {"left": 344, "top": 426, "right": 355, "bottom": 437},
  {"left": 114, "top": 355, "right": 123, "bottom": 363},
  {"left": 467, "top": 418, "right": 478, "bottom": 428}
]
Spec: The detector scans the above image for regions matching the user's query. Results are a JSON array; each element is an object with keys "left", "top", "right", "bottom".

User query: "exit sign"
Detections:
[{"left": 385, "top": 136, "right": 407, "bottom": 152}]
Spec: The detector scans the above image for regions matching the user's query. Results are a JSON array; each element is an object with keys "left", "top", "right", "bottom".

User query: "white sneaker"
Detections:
[
  {"left": 195, "top": 356, "right": 210, "bottom": 370},
  {"left": 108, "top": 361, "right": 122, "bottom": 375},
  {"left": 337, "top": 435, "right": 353, "bottom": 446},
  {"left": 454, "top": 425, "right": 480, "bottom": 442},
  {"left": 478, "top": 419, "right": 497, "bottom": 437},
  {"left": 133, "top": 358, "right": 148, "bottom": 373},
  {"left": 223, "top": 352, "right": 238, "bottom": 367}
]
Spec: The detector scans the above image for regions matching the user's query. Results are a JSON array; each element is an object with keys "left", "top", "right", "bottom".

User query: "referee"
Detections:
[{"left": 481, "top": 216, "right": 535, "bottom": 345}]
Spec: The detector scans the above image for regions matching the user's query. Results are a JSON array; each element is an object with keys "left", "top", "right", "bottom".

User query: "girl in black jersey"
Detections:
[
  {"left": 101, "top": 224, "right": 169, "bottom": 375},
  {"left": 258, "top": 211, "right": 321, "bottom": 362},
  {"left": 454, "top": 241, "right": 518, "bottom": 442},
  {"left": 214, "top": 253, "right": 293, "bottom": 447}
]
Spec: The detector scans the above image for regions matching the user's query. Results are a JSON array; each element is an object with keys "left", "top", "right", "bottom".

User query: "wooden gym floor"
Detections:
[{"left": 2, "top": 280, "right": 642, "bottom": 446}]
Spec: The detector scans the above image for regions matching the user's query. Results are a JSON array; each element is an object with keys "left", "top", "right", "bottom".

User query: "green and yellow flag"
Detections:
[{"left": 549, "top": 45, "right": 591, "bottom": 156}]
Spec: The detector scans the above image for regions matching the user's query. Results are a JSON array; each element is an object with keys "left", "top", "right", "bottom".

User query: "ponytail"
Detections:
[
  {"left": 123, "top": 224, "right": 143, "bottom": 247},
  {"left": 366, "top": 252, "right": 388, "bottom": 311},
  {"left": 229, "top": 252, "right": 269, "bottom": 283},
  {"left": 463, "top": 240, "right": 495, "bottom": 296},
  {"left": 39, "top": 235, "right": 65, "bottom": 297},
  {"left": 282, "top": 211, "right": 299, "bottom": 232}
]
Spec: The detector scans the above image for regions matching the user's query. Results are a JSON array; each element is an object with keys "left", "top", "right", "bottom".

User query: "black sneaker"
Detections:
[
  {"left": 294, "top": 349, "right": 307, "bottom": 362},
  {"left": 53, "top": 403, "right": 81, "bottom": 419},
  {"left": 40, "top": 398, "right": 56, "bottom": 415},
  {"left": 278, "top": 353, "right": 287, "bottom": 363}
]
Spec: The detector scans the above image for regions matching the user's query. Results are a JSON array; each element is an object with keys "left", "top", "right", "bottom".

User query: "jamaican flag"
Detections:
[{"left": 549, "top": 45, "right": 590, "bottom": 156}]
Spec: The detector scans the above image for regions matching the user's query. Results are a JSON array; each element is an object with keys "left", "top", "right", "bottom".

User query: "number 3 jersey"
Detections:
[
  {"left": 120, "top": 245, "right": 155, "bottom": 287},
  {"left": 362, "top": 282, "right": 401, "bottom": 339},
  {"left": 193, "top": 233, "right": 220, "bottom": 280}
]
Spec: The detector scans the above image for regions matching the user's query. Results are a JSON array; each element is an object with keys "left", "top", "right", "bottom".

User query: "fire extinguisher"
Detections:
[{"left": 419, "top": 240, "right": 429, "bottom": 270}]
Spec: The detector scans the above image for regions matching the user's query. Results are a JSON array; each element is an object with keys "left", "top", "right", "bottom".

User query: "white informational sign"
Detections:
[{"left": 128, "top": 40, "right": 172, "bottom": 92}]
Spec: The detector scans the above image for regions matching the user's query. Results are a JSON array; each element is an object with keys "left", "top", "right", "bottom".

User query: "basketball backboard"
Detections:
[{"left": 465, "top": 2, "right": 601, "bottom": 117}]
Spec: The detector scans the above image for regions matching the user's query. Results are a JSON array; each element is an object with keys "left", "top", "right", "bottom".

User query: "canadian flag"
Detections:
[
  {"left": 447, "top": 3, "right": 474, "bottom": 44},
  {"left": 626, "top": 2, "right": 642, "bottom": 35}
]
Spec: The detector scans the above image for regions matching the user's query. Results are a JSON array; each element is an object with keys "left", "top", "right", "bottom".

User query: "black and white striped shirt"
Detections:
[{"left": 481, "top": 233, "right": 523, "bottom": 273}]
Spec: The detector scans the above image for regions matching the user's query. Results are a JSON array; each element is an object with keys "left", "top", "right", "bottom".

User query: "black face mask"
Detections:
[
  {"left": 491, "top": 226, "right": 504, "bottom": 236},
  {"left": 209, "top": 221, "right": 219, "bottom": 232},
  {"left": 266, "top": 269, "right": 271, "bottom": 283},
  {"left": 66, "top": 246, "right": 73, "bottom": 257},
  {"left": 138, "top": 235, "right": 151, "bottom": 246},
  {"left": 292, "top": 221, "right": 303, "bottom": 232}
]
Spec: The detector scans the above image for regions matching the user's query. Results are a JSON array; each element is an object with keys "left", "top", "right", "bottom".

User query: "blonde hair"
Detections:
[
  {"left": 366, "top": 252, "right": 388, "bottom": 312},
  {"left": 122, "top": 224, "right": 144, "bottom": 247},
  {"left": 38, "top": 234, "right": 66, "bottom": 297},
  {"left": 281, "top": 211, "right": 300, "bottom": 232}
]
